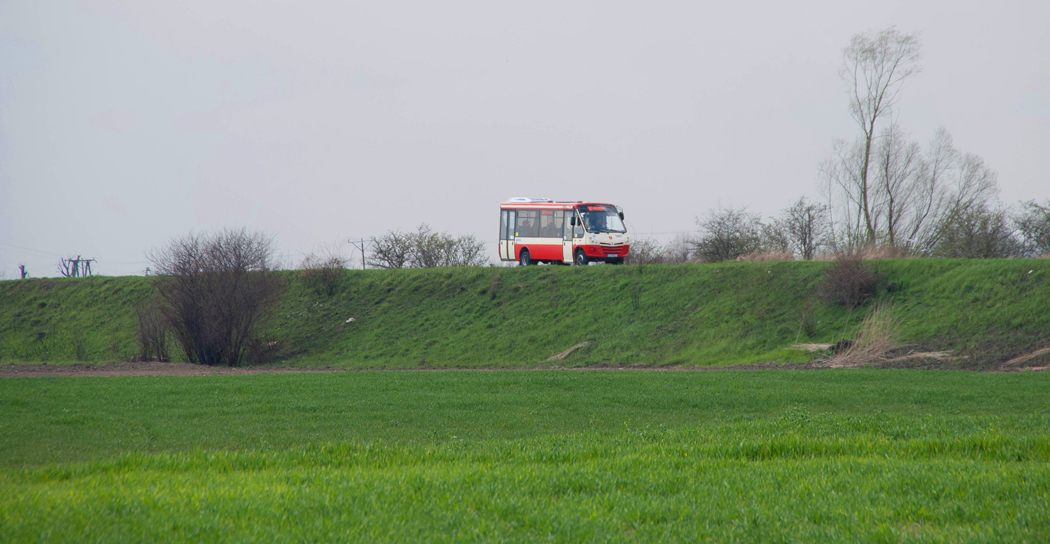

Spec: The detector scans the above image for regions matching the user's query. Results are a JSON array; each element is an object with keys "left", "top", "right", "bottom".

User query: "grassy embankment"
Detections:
[
  {"left": 1, "top": 371, "right": 1048, "bottom": 541},
  {"left": 1, "top": 259, "right": 1048, "bottom": 367}
]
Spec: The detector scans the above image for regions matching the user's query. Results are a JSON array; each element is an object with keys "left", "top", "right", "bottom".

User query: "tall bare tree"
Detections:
[
  {"left": 832, "top": 27, "right": 923, "bottom": 244},
  {"left": 873, "top": 122, "right": 923, "bottom": 247}
]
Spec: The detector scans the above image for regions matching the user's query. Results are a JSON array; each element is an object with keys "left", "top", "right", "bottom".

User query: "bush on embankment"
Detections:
[{"left": 1, "top": 259, "right": 1048, "bottom": 368}]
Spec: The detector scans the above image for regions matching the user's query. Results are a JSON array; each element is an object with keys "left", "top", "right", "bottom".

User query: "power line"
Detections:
[{"left": 0, "top": 241, "right": 66, "bottom": 258}]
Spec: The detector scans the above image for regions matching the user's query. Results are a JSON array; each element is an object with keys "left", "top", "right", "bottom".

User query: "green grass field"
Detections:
[
  {"left": 2, "top": 370, "right": 1048, "bottom": 541},
  {"left": 3, "top": 259, "right": 1049, "bottom": 368}
]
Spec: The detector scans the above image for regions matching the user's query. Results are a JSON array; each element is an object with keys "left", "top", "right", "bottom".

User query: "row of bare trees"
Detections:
[
  {"left": 631, "top": 196, "right": 1050, "bottom": 264},
  {"left": 368, "top": 223, "right": 488, "bottom": 269},
  {"left": 818, "top": 26, "right": 1026, "bottom": 256},
  {"left": 634, "top": 27, "right": 1046, "bottom": 264}
]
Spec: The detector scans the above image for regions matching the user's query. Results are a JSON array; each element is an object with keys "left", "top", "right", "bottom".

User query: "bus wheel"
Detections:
[
  {"left": 574, "top": 250, "right": 589, "bottom": 266},
  {"left": 519, "top": 249, "right": 534, "bottom": 266}
]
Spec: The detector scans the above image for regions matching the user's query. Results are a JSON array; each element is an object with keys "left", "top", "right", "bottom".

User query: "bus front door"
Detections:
[{"left": 505, "top": 210, "right": 516, "bottom": 261}]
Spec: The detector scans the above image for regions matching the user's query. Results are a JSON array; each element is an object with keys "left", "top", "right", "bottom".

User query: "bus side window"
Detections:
[
  {"left": 516, "top": 210, "right": 538, "bottom": 238},
  {"left": 563, "top": 211, "right": 572, "bottom": 239},
  {"left": 539, "top": 210, "right": 560, "bottom": 238}
]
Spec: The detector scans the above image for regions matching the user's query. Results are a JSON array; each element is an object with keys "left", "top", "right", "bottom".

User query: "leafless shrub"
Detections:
[
  {"left": 691, "top": 206, "right": 763, "bottom": 263},
  {"left": 135, "top": 298, "right": 170, "bottom": 362},
  {"left": 625, "top": 235, "right": 694, "bottom": 265},
  {"left": 411, "top": 224, "right": 488, "bottom": 268},
  {"left": 817, "top": 255, "right": 882, "bottom": 308},
  {"left": 299, "top": 247, "right": 348, "bottom": 296},
  {"left": 369, "top": 224, "right": 489, "bottom": 268},
  {"left": 625, "top": 239, "right": 665, "bottom": 264},
  {"left": 831, "top": 303, "right": 899, "bottom": 366},
  {"left": 930, "top": 203, "right": 1022, "bottom": 258},
  {"left": 368, "top": 229, "right": 415, "bottom": 269},
  {"left": 663, "top": 235, "right": 692, "bottom": 264},
  {"left": 759, "top": 222, "right": 792, "bottom": 255},
  {"left": 148, "top": 228, "right": 284, "bottom": 367}
]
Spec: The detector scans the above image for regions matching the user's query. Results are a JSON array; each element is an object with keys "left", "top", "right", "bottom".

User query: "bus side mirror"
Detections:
[
  {"left": 618, "top": 212, "right": 624, "bottom": 220},
  {"left": 570, "top": 217, "right": 577, "bottom": 226}
]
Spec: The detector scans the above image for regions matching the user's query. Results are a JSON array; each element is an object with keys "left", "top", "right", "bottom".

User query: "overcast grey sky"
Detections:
[{"left": 2, "top": 0, "right": 1047, "bottom": 276}]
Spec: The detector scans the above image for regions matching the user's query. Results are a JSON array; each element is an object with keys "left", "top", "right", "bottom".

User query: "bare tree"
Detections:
[
  {"left": 777, "top": 197, "right": 829, "bottom": 260},
  {"left": 839, "top": 27, "right": 923, "bottom": 243},
  {"left": 368, "top": 229, "right": 415, "bottom": 269},
  {"left": 1014, "top": 200, "right": 1050, "bottom": 257},
  {"left": 445, "top": 234, "right": 489, "bottom": 267},
  {"left": 148, "top": 228, "right": 284, "bottom": 366},
  {"left": 917, "top": 151, "right": 999, "bottom": 252},
  {"left": 411, "top": 224, "right": 446, "bottom": 268},
  {"left": 691, "top": 206, "right": 763, "bottom": 262},
  {"left": 873, "top": 122, "right": 923, "bottom": 247},
  {"left": 930, "top": 203, "right": 1021, "bottom": 258}
]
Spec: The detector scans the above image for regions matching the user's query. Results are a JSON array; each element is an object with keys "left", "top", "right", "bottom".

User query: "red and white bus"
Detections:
[{"left": 499, "top": 198, "right": 630, "bottom": 265}]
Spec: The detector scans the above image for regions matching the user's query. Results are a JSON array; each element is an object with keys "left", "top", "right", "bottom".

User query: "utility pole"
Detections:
[{"left": 349, "top": 238, "right": 372, "bottom": 270}]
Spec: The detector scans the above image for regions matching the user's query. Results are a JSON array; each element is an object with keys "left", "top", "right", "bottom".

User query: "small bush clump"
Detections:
[
  {"left": 817, "top": 255, "right": 882, "bottom": 308},
  {"left": 300, "top": 251, "right": 348, "bottom": 296}
]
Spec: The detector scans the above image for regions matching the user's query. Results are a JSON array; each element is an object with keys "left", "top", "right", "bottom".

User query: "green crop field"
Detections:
[
  {"left": 2, "top": 370, "right": 1049, "bottom": 542},
  {"left": 2, "top": 260, "right": 1049, "bottom": 540},
  {"left": 2, "top": 259, "right": 1049, "bottom": 368}
]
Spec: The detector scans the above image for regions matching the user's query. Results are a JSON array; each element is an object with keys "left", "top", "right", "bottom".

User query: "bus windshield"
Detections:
[{"left": 578, "top": 205, "right": 626, "bottom": 233}]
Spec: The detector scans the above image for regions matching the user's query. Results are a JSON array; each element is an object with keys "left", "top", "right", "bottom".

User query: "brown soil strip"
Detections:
[
  {"left": 547, "top": 341, "right": 592, "bottom": 361},
  {"left": 0, "top": 362, "right": 356, "bottom": 378},
  {"left": 1001, "top": 347, "right": 1050, "bottom": 367},
  {"left": 2, "top": 355, "right": 1044, "bottom": 378},
  {"left": 1, "top": 360, "right": 835, "bottom": 378}
]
